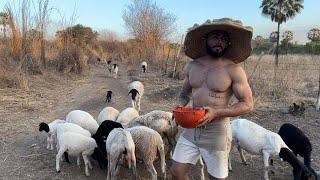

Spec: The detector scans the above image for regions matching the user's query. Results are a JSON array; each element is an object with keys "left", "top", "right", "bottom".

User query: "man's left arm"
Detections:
[{"left": 198, "top": 65, "right": 253, "bottom": 126}]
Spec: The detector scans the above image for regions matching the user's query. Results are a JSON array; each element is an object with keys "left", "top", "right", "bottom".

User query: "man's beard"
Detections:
[{"left": 206, "top": 44, "right": 227, "bottom": 58}]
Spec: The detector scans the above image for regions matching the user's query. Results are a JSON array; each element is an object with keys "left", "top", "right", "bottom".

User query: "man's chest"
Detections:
[{"left": 188, "top": 65, "right": 232, "bottom": 92}]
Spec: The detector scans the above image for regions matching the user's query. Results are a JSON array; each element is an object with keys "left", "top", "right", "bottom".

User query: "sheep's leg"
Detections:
[
  {"left": 131, "top": 100, "right": 135, "bottom": 110},
  {"left": 56, "top": 148, "right": 65, "bottom": 173},
  {"left": 146, "top": 162, "right": 157, "bottom": 180},
  {"left": 158, "top": 144, "right": 166, "bottom": 179},
  {"left": 262, "top": 150, "right": 270, "bottom": 180},
  {"left": 82, "top": 154, "right": 90, "bottom": 177},
  {"left": 237, "top": 145, "right": 248, "bottom": 165},
  {"left": 199, "top": 156, "right": 205, "bottom": 180},
  {"left": 50, "top": 135, "right": 55, "bottom": 150},
  {"left": 106, "top": 153, "right": 111, "bottom": 180},
  {"left": 110, "top": 153, "right": 121, "bottom": 180},
  {"left": 228, "top": 141, "right": 235, "bottom": 171},
  {"left": 132, "top": 155, "right": 137, "bottom": 180},
  {"left": 77, "top": 156, "right": 81, "bottom": 166},
  {"left": 46, "top": 136, "right": 51, "bottom": 150}
]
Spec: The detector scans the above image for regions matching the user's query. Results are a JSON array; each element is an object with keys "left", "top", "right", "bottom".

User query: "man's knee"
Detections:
[{"left": 171, "top": 161, "right": 190, "bottom": 179}]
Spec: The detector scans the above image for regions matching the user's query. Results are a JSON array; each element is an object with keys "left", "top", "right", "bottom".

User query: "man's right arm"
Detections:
[{"left": 176, "top": 62, "right": 192, "bottom": 107}]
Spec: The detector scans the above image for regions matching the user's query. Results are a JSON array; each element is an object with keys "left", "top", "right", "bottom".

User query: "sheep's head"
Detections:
[{"left": 39, "top": 122, "right": 49, "bottom": 133}]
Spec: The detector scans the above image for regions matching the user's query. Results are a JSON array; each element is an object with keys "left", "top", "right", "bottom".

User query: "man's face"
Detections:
[{"left": 206, "top": 31, "right": 230, "bottom": 58}]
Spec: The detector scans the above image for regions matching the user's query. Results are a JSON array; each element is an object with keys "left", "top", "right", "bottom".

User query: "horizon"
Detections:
[{"left": 0, "top": 0, "right": 319, "bottom": 44}]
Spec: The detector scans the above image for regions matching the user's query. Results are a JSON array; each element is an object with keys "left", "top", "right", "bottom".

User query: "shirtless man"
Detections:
[{"left": 171, "top": 18, "right": 254, "bottom": 180}]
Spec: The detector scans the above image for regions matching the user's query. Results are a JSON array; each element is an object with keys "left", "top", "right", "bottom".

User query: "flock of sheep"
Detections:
[{"left": 38, "top": 60, "right": 318, "bottom": 180}]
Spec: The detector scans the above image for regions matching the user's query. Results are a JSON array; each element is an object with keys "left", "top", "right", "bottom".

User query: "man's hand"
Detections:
[{"left": 197, "top": 106, "right": 218, "bottom": 127}]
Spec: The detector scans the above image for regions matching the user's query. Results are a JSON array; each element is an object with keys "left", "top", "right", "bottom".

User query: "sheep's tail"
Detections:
[
  {"left": 123, "top": 130, "right": 135, "bottom": 170},
  {"left": 157, "top": 143, "right": 166, "bottom": 179}
]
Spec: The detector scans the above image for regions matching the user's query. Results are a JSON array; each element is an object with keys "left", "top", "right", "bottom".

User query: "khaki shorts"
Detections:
[{"left": 172, "top": 135, "right": 231, "bottom": 179}]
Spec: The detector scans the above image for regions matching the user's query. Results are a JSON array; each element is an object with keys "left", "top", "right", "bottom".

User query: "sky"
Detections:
[{"left": 0, "top": 0, "right": 319, "bottom": 44}]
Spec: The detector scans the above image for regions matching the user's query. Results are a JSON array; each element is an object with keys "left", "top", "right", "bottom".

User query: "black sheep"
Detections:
[
  {"left": 279, "top": 123, "right": 318, "bottom": 180},
  {"left": 91, "top": 120, "right": 123, "bottom": 169}
]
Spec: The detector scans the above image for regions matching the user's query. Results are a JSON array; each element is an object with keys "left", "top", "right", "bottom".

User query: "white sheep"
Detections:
[
  {"left": 97, "top": 107, "right": 119, "bottom": 125},
  {"left": 56, "top": 132, "right": 97, "bottom": 177},
  {"left": 127, "top": 110, "right": 178, "bottom": 156},
  {"left": 141, "top": 61, "right": 147, "bottom": 73},
  {"left": 106, "top": 128, "right": 136, "bottom": 180},
  {"left": 112, "top": 64, "right": 118, "bottom": 78},
  {"left": 65, "top": 110, "right": 99, "bottom": 135},
  {"left": 38, "top": 119, "right": 65, "bottom": 150},
  {"left": 128, "top": 81, "right": 144, "bottom": 112},
  {"left": 126, "top": 126, "right": 166, "bottom": 180},
  {"left": 55, "top": 122, "right": 92, "bottom": 164},
  {"left": 229, "top": 119, "right": 289, "bottom": 180},
  {"left": 116, "top": 107, "right": 139, "bottom": 126}
]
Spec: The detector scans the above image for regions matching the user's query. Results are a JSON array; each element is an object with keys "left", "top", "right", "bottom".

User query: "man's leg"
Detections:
[
  {"left": 171, "top": 136, "right": 201, "bottom": 180},
  {"left": 171, "top": 161, "right": 192, "bottom": 180}
]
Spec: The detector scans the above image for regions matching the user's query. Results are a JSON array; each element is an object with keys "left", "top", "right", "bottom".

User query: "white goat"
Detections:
[
  {"left": 128, "top": 81, "right": 144, "bottom": 112},
  {"left": 97, "top": 107, "right": 119, "bottom": 125},
  {"left": 106, "top": 128, "right": 136, "bottom": 180},
  {"left": 116, "top": 107, "right": 139, "bottom": 126},
  {"left": 126, "top": 126, "right": 166, "bottom": 180},
  {"left": 65, "top": 110, "right": 99, "bottom": 135},
  {"left": 56, "top": 132, "right": 97, "bottom": 176},
  {"left": 229, "top": 118, "right": 289, "bottom": 180},
  {"left": 38, "top": 119, "right": 65, "bottom": 150}
]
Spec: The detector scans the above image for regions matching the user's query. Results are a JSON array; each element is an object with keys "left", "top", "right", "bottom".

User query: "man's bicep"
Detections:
[{"left": 231, "top": 66, "right": 253, "bottom": 103}]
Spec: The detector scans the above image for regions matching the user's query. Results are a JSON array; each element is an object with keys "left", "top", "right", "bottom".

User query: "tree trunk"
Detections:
[
  {"left": 40, "top": 30, "right": 46, "bottom": 68},
  {"left": 165, "top": 47, "right": 171, "bottom": 74},
  {"left": 275, "top": 22, "right": 280, "bottom": 67}
]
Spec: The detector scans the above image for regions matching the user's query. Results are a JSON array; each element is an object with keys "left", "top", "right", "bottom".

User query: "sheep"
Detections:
[
  {"left": 279, "top": 148, "right": 316, "bottom": 180},
  {"left": 106, "top": 128, "right": 136, "bottom": 180},
  {"left": 126, "top": 126, "right": 166, "bottom": 180},
  {"left": 55, "top": 122, "right": 92, "bottom": 164},
  {"left": 97, "top": 107, "right": 120, "bottom": 125},
  {"left": 229, "top": 118, "right": 289, "bottom": 180},
  {"left": 141, "top": 61, "right": 147, "bottom": 73},
  {"left": 105, "top": 90, "right": 113, "bottom": 103},
  {"left": 65, "top": 110, "right": 99, "bottom": 135},
  {"left": 127, "top": 110, "right": 178, "bottom": 156},
  {"left": 112, "top": 64, "right": 118, "bottom": 78},
  {"left": 116, "top": 107, "right": 139, "bottom": 126},
  {"left": 279, "top": 123, "right": 319, "bottom": 179},
  {"left": 56, "top": 132, "right": 97, "bottom": 177},
  {"left": 128, "top": 81, "right": 144, "bottom": 112},
  {"left": 289, "top": 102, "right": 305, "bottom": 116},
  {"left": 91, "top": 120, "right": 124, "bottom": 169},
  {"left": 38, "top": 119, "right": 65, "bottom": 150}
]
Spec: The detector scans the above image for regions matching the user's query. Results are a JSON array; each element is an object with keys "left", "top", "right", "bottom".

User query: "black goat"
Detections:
[{"left": 105, "top": 91, "right": 112, "bottom": 103}]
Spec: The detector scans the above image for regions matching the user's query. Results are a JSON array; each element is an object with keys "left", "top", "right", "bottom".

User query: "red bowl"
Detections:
[{"left": 172, "top": 107, "right": 205, "bottom": 128}]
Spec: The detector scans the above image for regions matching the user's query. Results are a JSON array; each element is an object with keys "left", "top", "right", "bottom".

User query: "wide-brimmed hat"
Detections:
[{"left": 184, "top": 18, "right": 253, "bottom": 63}]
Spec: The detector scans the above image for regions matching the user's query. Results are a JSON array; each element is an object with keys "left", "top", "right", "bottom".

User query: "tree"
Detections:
[
  {"left": 255, "top": 35, "right": 265, "bottom": 47},
  {"left": 55, "top": 24, "right": 98, "bottom": 47},
  {"left": 269, "top": 31, "right": 278, "bottom": 44},
  {"left": 122, "top": 0, "right": 176, "bottom": 62},
  {"left": 260, "top": 0, "right": 304, "bottom": 66},
  {"left": 282, "top": 30, "right": 293, "bottom": 54},
  {"left": 307, "top": 28, "right": 320, "bottom": 42},
  {"left": 35, "top": 0, "right": 52, "bottom": 68},
  {"left": 0, "top": 12, "right": 9, "bottom": 39}
]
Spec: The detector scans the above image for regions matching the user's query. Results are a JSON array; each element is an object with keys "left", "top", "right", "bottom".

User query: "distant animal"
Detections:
[
  {"left": 141, "top": 61, "right": 147, "bottom": 73},
  {"left": 289, "top": 102, "right": 305, "bottom": 116},
  {"left": 112, "top": 64, "right": 118, "bottom": 78},
  {"left": 128, "top": 81, "right": 144, "bottom": 112},
  {"left": 106, "top": 91, "right": 112, "bottom": 103},
  {"left": 107, "top": 60, "right": 112, "bottom": 73}
]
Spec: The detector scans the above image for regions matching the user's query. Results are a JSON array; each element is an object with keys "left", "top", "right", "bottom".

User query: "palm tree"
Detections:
[
  {"left": 260, "top": 0, "right": 304, "bottom": 66},
  {"left": 307, "top": 28, "right": 320, "bottom": 42}
]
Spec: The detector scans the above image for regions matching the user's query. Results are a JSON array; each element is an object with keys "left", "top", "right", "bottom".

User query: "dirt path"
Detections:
[{"left": 0, "top": 63, "right": 319, "bottom": 180}]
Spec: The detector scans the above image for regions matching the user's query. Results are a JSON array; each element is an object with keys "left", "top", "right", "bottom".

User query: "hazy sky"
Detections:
[{"left": 1, "top": 0, "right": 319, "bottom": 44}]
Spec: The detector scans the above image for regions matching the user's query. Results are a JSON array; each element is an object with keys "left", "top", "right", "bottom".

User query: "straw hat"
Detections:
[{"left": 184, "top": 18, "right": 253, "bottom": 63}]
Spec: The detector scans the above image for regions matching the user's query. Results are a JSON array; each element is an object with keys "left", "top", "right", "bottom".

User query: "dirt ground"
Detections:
[{"left": 0, "top": 63, "right": 319, "bottom": 180}]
